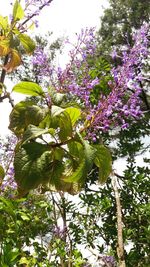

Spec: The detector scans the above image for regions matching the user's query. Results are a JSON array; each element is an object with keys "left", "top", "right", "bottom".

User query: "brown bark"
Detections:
[{"left": 111, "top": 175, "right": 126, "bottom": 267}]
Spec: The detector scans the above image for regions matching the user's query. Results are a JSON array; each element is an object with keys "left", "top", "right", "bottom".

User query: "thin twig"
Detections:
[{"left": 19, "top": 0, "right": 53, "bottom": 29}]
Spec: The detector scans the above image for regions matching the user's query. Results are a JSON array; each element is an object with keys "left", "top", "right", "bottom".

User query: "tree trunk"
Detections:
[{"left": 112, "top": 175, "right": 126, "bottom": 267}]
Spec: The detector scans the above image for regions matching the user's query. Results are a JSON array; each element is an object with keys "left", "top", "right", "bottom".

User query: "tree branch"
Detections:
[
  {"left": 0, "top": 55, "right": 14, "bottom": 107},
  {"left": 19, "top": 0, "right": 53, "bottom": 29},
  {"left": 111, "top": 174, "right": 126, "bottom": 267}
]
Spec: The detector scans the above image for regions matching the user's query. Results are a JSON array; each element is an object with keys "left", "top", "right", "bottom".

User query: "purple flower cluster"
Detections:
[
  {"left": 24, "top": 0, "right": 52, "bottom": 14},
  {"left": 0, "top": 135, "right": 17, "bottom": 193},
  {"left": 32, "top": 48, "right": 53, "bottom": 77},
  {"left": 0, "top": 170, "right": 17, "bottom": 193},
  {"left": 55, "top": 28, "right": 99, "bottom": 106},
  {"left": 86, "top": 23, "right": 149, "bottom": 139},
  {"left": 31, "top": 24, "right": 149, "bottom": 140}
]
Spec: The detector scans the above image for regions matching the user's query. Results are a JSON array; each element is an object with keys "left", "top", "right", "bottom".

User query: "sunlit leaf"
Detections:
[
  {"left": 22, "top": 124, "right": 51, "bottom": 144},
  {"left": 51, "top": 105, "right": 64, "bottom": 117},
  {"left": 65, "top": 107, "right": 81, "bottom": 126},
  {"left": 19, "top": 257, "right": 29, "bottom": 265},
  {"left": 9, "top": 101, "right": 45, "bottom": 136},
  {"left": 0, "top": 15, "right": 9, "bottom": 30},
  {"left": 63, "top": 159, "right": 85, "bottom": 183},
  {"left": 19, "top": 33, "right": 36, "bottom": 54},
  {"left": 13, "top": 0, "right": 24, "bottom": 21},
  {"left": 12, "top": 81, "right": 44, "bottom": 96}
]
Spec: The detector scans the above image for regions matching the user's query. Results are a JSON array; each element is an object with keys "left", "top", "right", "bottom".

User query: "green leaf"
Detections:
[
  {"left": 51, "top": 105, "right": 64, "bottom": 117},
  {"left": 49, "top": 88, "right": 65, "bottom": 105},
  {"left": 12, "top": 81, "right": 44, "bottom": 96},
  {"left": 22, "top": 125, "right": 51, "bottom": 144},
  {"left": 63, "top": 159, "right": 85, "bottom": 183},
  {"left": 39, "top": 112, "right": 51, "bottom": 129},
  {"left": 19, "top": 212, "right": 30, "bottom": 221},
  {"left": 76, "top": 133, "right": 96, "bottom": 171},
  {"left": 14, "top": 142, "right": 53, "bottom": 195},
  {"left": 58, "top": 112, "right": 72, "bottom": 141},
  {"left": 13, "top": 0, "right": 24, "bottom": 21},
  {"left": 0, "top": 165, "right": 5, "bottom": 180},
  {"left": 65, "top": 107, "right": 81, "bottom": 126},
  {"left": 19, "top": 33, "right": 36, "bottom": 54},
  {"left": 9, "top": 101, "right": 45, "bottom": 136},
  {"left": 53, "top": 147, "right": 65, "bottom": 161},
  {"left": 0, "top": 15, "right": 9, "bottom": 30},
  {"left": 68, "top": 141, "right": 84, "bottom": 160},
  {"left": 19, "top": 257, "right": 29, "bottom": 265},
  {"left": 9, "top": 248, "right": 20, "bottom": 262},
  {"left": 51, "top": 105, "right": 73, "bottom": 141},
  {"left": 83, "top": 139, "right": 96, "bottom": 171},
  {"left": 46, "top": 161, "right": 81, "bottom": 195},
  {"left": 64, "top": 136, "right": 96, "bottom": 183},
  {"left": 94, "top": 145, "right": 112, "bottom": 184},
  {"left": 0, "top": 197, "right": 15, "bottom": 218}
]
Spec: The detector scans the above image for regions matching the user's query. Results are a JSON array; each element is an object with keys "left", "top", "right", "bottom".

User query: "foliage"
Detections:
[
  {"left": 0, "top": 1, "right": 112, "bottom": 197},
  {"left": 0, "top": 193, "right": 54, "bottom": 266},
  {"left": 0, "top": 0, "right": 149, "bottom": 266},
  {"left": 97, "top": 0, "right": 150, "bottom": 52}
]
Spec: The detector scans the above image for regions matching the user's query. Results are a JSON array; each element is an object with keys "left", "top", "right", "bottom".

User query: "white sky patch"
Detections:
[{"left": 37, "top": 0, "right": 109, "bottom": 38}]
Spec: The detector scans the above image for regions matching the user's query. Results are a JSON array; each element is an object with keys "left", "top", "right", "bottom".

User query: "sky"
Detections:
[
  {"left": 0, "top": 0, "right": 109, "bottom": 37},
  {"left": 0, "top": 0, "right": 109, "bottom": 137}
]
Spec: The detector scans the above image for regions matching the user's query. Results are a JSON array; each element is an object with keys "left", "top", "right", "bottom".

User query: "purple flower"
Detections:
[
  {"left": 31, "top": 24, "right": 149, "bottom": 140},
  {"left": 110, "top": 49, "right": 118, "bottom": 60}
]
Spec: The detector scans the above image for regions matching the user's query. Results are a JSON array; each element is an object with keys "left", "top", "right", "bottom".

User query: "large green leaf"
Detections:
[
  {"left": 64, "top": 136, "right": 96, "bottom": 183},
  {"left": 13, "top": 0, "right": 24, "bottom": 21},
  {"left": 58, "top": 112, "right": 73, "bottom": 141},
  {"left": 75, "top": 133, "right": 96, "bottom": 170},
  {"left": 53, "top": 147, "right": 65, "bottom": 161},
  {"left": 18, "top": 34, "right": 36, "bottom": 54},
  {"left": 83, "top": 139, "right": 96, "bottom": 172},
  {"left": 63, "top": 159, "right": 85, "bottom": 183},
  {"left": 46, "top": 160, "right": 82, "bottom": 195},
  {"left": 94, "top": 145, "right": 112, "bottom": 184},
  {"left": 22, "top": 125, "right": 52, "bottom": 144},
  {"left": 14, "top": 142, "right": 53, "bottom": 195},
  {"left": 12, "top": 82, "right": 44, "bottom": 96},
  {"left": 65, "top": 107, "right": 81, "bottom": 126},
  {"left": 9, "top": 101, "right": 45, "bottom": 136},
  {"left": 50, "top": 105, "right": 73, "bottom": 141},
  {"left": 68, "top": 141, "right": 84, "bottom": 160}
]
